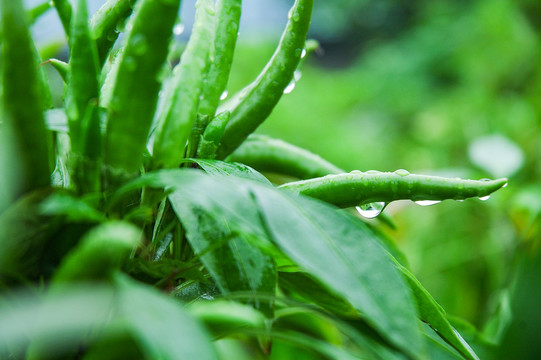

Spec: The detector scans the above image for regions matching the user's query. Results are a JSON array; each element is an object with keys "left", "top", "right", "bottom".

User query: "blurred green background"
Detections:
[
  {"left": 35, "top": 0, "right": 540, "bottom": 337},
  {"left": 224, "top": 0, "right": 541, "bottom": 330}
]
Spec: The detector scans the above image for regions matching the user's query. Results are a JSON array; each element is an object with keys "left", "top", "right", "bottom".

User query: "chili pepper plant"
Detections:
[{"left": 0, "top": 0, "right": 509, "bottom": 358}]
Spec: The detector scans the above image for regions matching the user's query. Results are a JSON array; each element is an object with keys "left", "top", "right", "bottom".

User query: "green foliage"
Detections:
[{"left": 0, "top": 0, "right": 529, "bottom": 358}]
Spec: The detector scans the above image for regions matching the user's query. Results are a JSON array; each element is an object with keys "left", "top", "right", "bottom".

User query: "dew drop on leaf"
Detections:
[
  {"left": 356, "top": 202, "right": 386, "bottom": 218},
  {"left": 283, "top": 81, "right": 296, "bottom": 94},
  {"left": 479, "top": 195, "right": 490, "bottom": 201},
  {"left": 220, "top": 90, "right": 228, "bottom": 100},
  {"left": 415, "top": 200, "right": 441, "bottom": 206},
  {"left": 394, "top": 169, "right": 410, "bottom": 177},
  {"left": 173, "top": 23, "right": 185, "bottom": 36}
]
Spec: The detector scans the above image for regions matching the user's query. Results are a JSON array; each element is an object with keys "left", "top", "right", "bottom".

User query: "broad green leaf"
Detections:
[
  {"left": 186, "top": 158, "right": 271, "bottom": 184},
  {"left": 113, "top": 273, "right": 218, "bottom": 360},
  {"left": 250, "top": 186, "right": 425, "bottom": 358},
  {"left": 115, "top": 169, "right": 424, "bottom": 357},
  {"left": 188, "top": 300, "right": 266, "bottom": 338},
  {"left": 279, "top": 272, "right": 358, "bottom": 319},
  {"left": 169, "top": 189, "right": 277, "bottom": 318}
]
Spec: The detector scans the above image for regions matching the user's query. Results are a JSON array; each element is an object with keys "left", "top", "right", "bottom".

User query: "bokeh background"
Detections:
[{"left": 29, "top": 0, "right": 540, "bottom": 336}]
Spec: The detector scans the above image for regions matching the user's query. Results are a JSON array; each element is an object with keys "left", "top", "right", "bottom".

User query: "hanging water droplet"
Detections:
[
  {"left": 283, "top": 81, "right": 296, "bottom": 94},
  {"left": 356, "top": 202, "right": 386, "bottom": 219},
  {"left": 294, "top": 70, "right": 302, "bottom": 82},
  {"left": 479, "top": 195, "right": 490, "bottom": 201},
  {"left": 220, "top": 90, "right": 228, "bottom": 100},
  {"left": 394, "top": 169, "right": 410, "bottom": 177},
  {"left": 415, "top": 200, "right": 442, "bottom": 206},
  {"left": 173, "top": 23, "right": 185, "bottom": 36},
  {"left": 301, "top": 49, "right": 307, "bottom": 58}
]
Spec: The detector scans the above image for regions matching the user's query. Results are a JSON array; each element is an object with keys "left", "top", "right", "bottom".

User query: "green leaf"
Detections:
[
  {"left": 186, "top": 158, "right": 271, "bottom": 185},
  {"left": 169, "top": 189, "right": 277, "bottom": 318},
  {"left": 113, "top": 273, "right": 219, "bottom": 360},
  {"left": 40, "top": 192, "right": 106, "bottom": 223},
  {"left": 251, "top": 186, "right": 425, "bottom": 358},
  {"left": 1, "top": 0, "right": 51, "bottom": 197},
  {"left": 0, "top": 285, "right": 116, "bottom": 357},
  {"left": 114, "top": 169, "right": 424, "bottom": 357},
  {"left": 396, "top": 264, "right": 480, "bottom": 360},
  {"left": 279, "top": 272, "right": 358, "bottom": 319},
  {"left": 188, "top": 300, "right": 266, "bottom": 338}
]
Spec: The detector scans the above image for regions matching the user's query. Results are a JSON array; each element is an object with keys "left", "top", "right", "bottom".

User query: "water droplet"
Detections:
[
  {"left": 394, "top": 169, "right": 410, "bottom": 177},
  {"left": 116, "top": 17, "right": 130, "bottom": 33},
  {"left": 350, "top": 170, "right": 362, "bottom": 175},
  {"left": 131, "top": 34, "right": 148, "bottom": 55},
  {"left": 365, "top": 170, "right": 380, "bottom": 174},
  {"left": 220, "top": 90, "right": 228, "bottom": 100},
  {"left": 106, "top": 29, "right": 119, "bottom": 41},
  {"left": 502, "top": 182, "right": 508, "bottom": 188},
  {"left": 301, "top": 49, "right": 307, "bottom": 58},
  {"left": 356, "top": 202, "right": 386, "bottom": 219},
  {"left": 288, "top": 9, "right": 300, "bottom": 22},
  {"left": 283, "top": 81, "right": 296, "bottom": 94},
  {"left": 173, "top": 23, "right": 185, "bottom": 36},
  {"left": 415, "top": 200, "right": 441, "bottom": 206},
  {"left": 479, "top": 195, "right": 490, "bottom": 201},
  {"left": 125, "top": 22, "right": 133, "bottom": 32},
  {"left": 294, "top": 70, "right": 302, "bottom": 82}
]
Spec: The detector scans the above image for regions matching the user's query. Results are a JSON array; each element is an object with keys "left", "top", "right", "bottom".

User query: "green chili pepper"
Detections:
[
  {"left": 52, "top": 0, "right": 73, "bottom": 38},
  {"left": 27, "top": 0, "right": 53, "bottom": 25},
  {"left": 186, "top": 114, "right": 211, "bottom": 160},
  {"left": 103, "top": 0, "right": 181, "bottom": 184},
  {"left": 43, "top": 59, "right": 70, "bottom": 83},
  {"left": 280, "top": 171, "right": 508, "bottom": 208},
  {"left": 215, "top": 0, "right": 313, "bottom": 159},
  {"left": 229, "top": 134, "right": 343, "bottom": 179},
  {"left": 197, "top": 111, "right": 230, "bottom": 159},
  {"left": 51, "top": 221, "right": 141, "bottom": 283},
  {"left": 66, "top": 0, "right": 102, "bottom": 194},
  {"left": 89, "top": 0, "right": 138, "bottom": 65},
  {"left": 198, "top": 0, "right": 242, "bottom": 119},
  {"left": 66, "top": 0, "right": 100, "bottom": 153},
  {"left": 151, "top": 0, "right": 215, "bottom": 170},
  {"left": 1, "top": 0, "right": 51, "bottom": 196}
]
